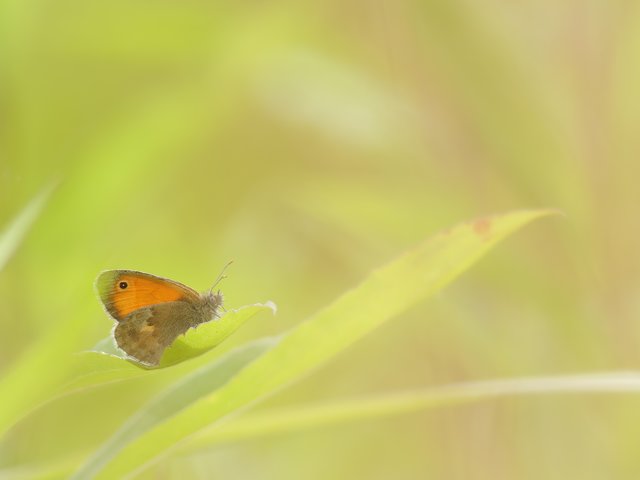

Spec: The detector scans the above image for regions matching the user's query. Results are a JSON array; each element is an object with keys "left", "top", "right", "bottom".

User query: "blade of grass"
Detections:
[
  {"left": 86, "top": 302, "right": 276, "bottom": 369},
  {"left": 71, "top": 337, "right": 278, "bottom": 480},
  {"left": 181, "top": 372, "right": 640, "bottom": 450},
  {"left": 77, "top": 209, "right": 556, "bottom": 479},
  {"left": 11, "top": 370, "right": 640, "bottom": 480},
  {"left": 3, "top": 304, "right": 275, "bottom": 433},
  {"left": 0, "top": 183, "right": 55, "bottom": 272}
]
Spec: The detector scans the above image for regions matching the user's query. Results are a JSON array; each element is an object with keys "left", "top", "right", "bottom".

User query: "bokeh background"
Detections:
[{"left": 2, "top": 1, "right": 640, "bottom": 478}]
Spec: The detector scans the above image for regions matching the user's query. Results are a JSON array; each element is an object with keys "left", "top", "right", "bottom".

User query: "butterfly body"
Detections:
[{"left": 95, "top": 270, "right": 224, "bottom": 366}]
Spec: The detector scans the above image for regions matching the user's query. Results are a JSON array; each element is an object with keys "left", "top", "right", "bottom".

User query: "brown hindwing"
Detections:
[{"left": 114, "top": 301, "right": 195, "bottom": 366}]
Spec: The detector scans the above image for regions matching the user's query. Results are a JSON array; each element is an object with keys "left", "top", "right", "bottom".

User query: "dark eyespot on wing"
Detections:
[{"left": 95, "top": 270, "right": 199, "bottom": 321}]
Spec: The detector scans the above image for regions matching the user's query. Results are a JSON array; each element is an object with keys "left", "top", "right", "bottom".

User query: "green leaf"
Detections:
[
  {"left": 47, "top": 303, "right": 276, "bottom": 405},
  {"left": 71, "top": 337, "right": 278, "bottom": 480},
  {"left": 0, "top": 303, "right": 273, "bottom": 440},
  {"left": 0, "top": 183, "right": 55, "bottom": 272},
  {"left": 181, "top": 372, "right": 640, "bottom": 450},
  {"left": 86, "top": 302, "right": 277, "bottom": 369},
  {"left": 77, "top": 209, "right": 555, "bottom": 478}
]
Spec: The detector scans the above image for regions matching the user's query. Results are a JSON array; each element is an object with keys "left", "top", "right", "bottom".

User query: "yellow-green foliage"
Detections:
[{"left": 1, "top": 2, "right": 638, "bottom": 479}]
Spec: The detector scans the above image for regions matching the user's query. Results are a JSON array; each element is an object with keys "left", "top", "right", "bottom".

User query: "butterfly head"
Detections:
[
  {"left": 206, "top": 261, "right": 232, "bottom": 307},
  {"left": 207, "top": 289, "right": 224, "bottom": 309}
]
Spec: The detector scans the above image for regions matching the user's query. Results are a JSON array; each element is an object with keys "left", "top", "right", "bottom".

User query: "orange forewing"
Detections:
[{"left": 95, "top": 270, "right": 199, "bottom": 321}]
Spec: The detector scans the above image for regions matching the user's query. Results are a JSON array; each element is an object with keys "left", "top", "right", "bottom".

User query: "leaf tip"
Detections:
[{"left": 264, "top": 300, "right": 278, "bottom": 314}]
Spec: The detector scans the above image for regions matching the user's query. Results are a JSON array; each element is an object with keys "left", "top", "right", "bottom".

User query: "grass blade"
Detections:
[
  {"left": 78, "top": 209, "right": 556, "bottom": 478},
  {"left": 182, "top": 372, "right": 640, "bottom": 449},
  {"left": 71, "top": 337, "right": 278, "bottom": 480},
  {"left": 0, "top": 304, "right": 273, "bottom": 439},
  {"left": 0, "top": 183, "right": 55, "bottom": 272},
  {"left": 12, "top": 371, "right": 640, "bottom": 479},
  {"left": 87, "top": 302, "right": 276, "bottom": 369}
]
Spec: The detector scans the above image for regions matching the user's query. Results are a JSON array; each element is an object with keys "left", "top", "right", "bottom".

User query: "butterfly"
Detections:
[{"left": 95, "top": 264, "right": 230, "bottom": 366}]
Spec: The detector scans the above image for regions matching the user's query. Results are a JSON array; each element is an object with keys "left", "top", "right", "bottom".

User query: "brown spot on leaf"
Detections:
[{"left": 473, "top": 218, "right": 492, "bottom": 237}]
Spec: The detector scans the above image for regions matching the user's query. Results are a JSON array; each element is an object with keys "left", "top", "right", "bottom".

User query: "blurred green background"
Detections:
[{"left": 2, "top": 0, "right": 640, "bottom": 478}]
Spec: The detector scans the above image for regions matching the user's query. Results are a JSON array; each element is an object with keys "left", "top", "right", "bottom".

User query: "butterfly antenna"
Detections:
[{"left": 209, "top": 260, "right": 233, "bottom": 294}]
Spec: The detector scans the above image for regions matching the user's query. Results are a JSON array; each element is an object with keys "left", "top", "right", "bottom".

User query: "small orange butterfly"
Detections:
[{"left": 95, "top": 264, "right": 230, "bottom": 366}]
